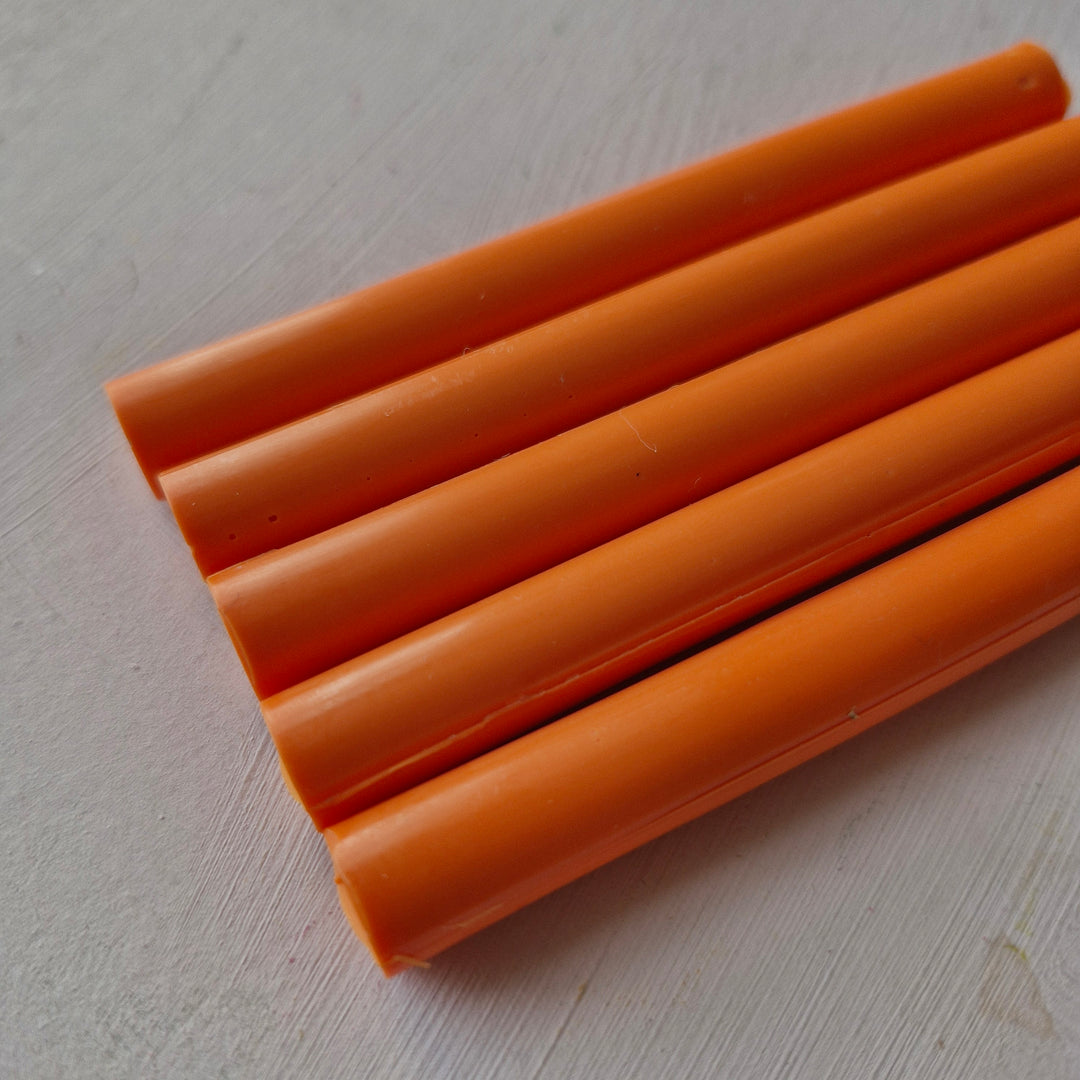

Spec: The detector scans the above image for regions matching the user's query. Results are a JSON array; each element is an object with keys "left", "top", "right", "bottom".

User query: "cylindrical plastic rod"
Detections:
[
  {"left": 165, "top": 117, "right": 1080, "bottom": 575},
  {"left": 326, "top": 462, "right": 1080, "bottom": 974},
  {"left": 265, "top": 330, "right": 1080, "bottom": 828},
  {"left": 213, "top": 217, "right": 1080, "bottom": 697},
  {"left": 105, "top": 43, "right": 1068, "bottom": 494}
]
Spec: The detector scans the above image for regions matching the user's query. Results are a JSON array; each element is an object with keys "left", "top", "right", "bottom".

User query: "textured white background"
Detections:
[{"left": 3, "top": 2, "right": 1080, "bottom": 1077}]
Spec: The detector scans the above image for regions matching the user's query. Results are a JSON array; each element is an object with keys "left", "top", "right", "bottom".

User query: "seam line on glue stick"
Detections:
[{"left": 313, "top": 432, "right": 1080, "bottom": 821}]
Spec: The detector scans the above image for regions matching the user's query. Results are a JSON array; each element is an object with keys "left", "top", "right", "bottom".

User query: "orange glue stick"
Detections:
[
  {"left": 106, "top": 43, "right": 1068, "bottom": 493},
  {"left": 165, "top": 117, "right": 1080, "bottom": 574},
  {"left": 326, "top": 462, "right": 1080, "bottom": 974},
  {"left": 266, "top": 329, "right": 1080, "bottom": 827},
  {"left": 213, "top": 217, "right": 1080, "bottom": 696}
]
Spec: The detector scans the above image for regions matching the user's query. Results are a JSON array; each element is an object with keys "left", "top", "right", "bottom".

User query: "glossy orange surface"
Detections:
[
  {"left": 105, "top": 43, "right": 1067, "bottom": 494},
  {"left": 266, "top": 330, "right": 1080, "bottom": 828},
  {"left": 164, "top": 116, "right": 1080, "bottom": 574},
  {"left": 212, "top": 217, "right": 1080, "bottom": 696},
  {"left": 325, "top": 463, "right": 1080, "bottom": 974}
]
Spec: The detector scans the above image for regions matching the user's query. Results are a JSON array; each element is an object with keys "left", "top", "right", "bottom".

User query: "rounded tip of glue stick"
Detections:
[
  {"left": 213, "top": 593, "right": 267, "bottom": 694},
  {"left": 332, "top": 874, "right": 376, "bottom": 953},
  {"left": 277, "top": 752, "right": 303, "bottom": 804},
  {"left": 325, "top": 833, "right": 404, "bottom": 976},
  {"left": 1013, "top": 41, "right": 1070, "bottom": 113},
  {"left": 102, "top": 377, "right": 167, "bottom": 498}
]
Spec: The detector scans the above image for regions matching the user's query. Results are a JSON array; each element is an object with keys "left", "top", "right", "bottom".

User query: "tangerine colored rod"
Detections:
[
  {"left": 213, "top": 217, "right": 1080, "bottom": 698},
  {"left": 325, "top": 462, "right": 1080, "bottom": 975},
  {"left": 104, "top": 43, "right": 1067, "bottom": 495},
  {"left": 165, "top": 116, "right": 1080, "bottom": 576},
  {"left": 264, "top": 329, "right": 1080, "bottom": 829}
]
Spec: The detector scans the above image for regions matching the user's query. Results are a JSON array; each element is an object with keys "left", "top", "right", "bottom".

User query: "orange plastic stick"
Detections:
[
  {"left": 212, "top": 217, "right": 1080, "bottom": 697},
  {"left": 104, "top": 43, "right": 1067, "bottom": 494},
  {"left": 325, "top": 462, "right": 1080, "bottom": 974},
  {"left": 164, "top": 117, "right": 1080, "bottom": 575},
  {"left": 264, "top": 330, "right": 1080, "bottom": 828}
]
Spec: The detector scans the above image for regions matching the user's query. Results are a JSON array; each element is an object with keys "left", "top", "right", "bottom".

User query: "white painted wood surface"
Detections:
[{"left": 3, "top": 3, "right": 1079, "bottom": 1076}]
